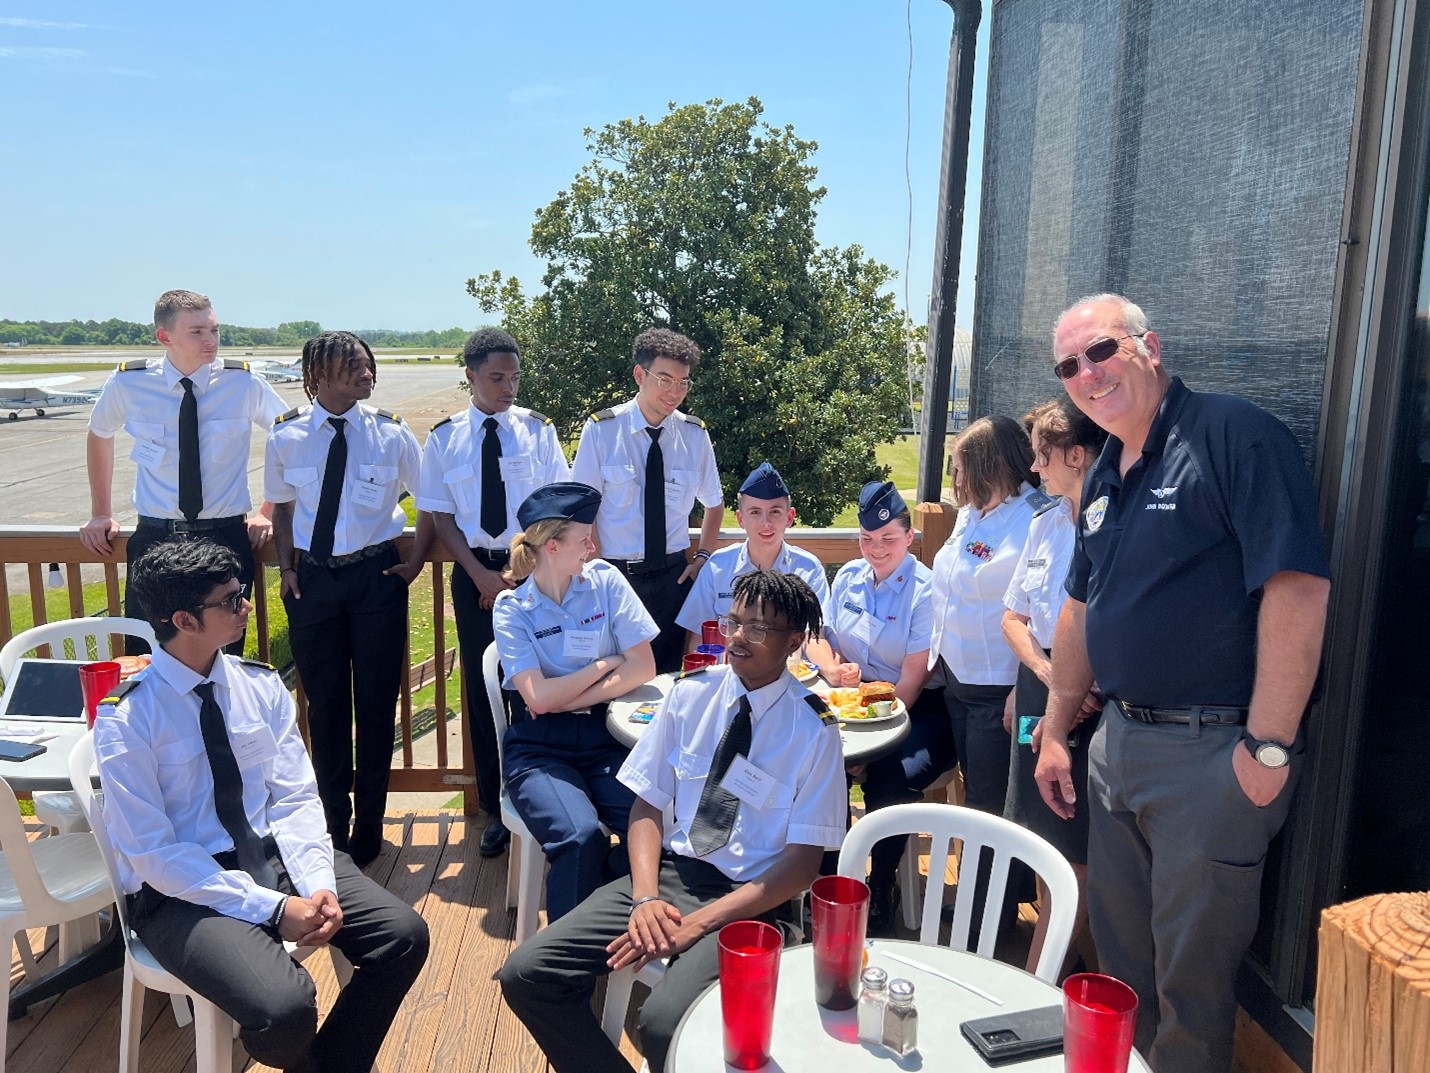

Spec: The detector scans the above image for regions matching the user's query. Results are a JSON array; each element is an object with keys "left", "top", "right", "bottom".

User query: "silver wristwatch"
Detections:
[{"left": 1241, "top": 731, "right": 1291, "bottom": 770}]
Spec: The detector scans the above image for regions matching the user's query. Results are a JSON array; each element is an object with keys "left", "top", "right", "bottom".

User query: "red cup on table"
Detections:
[
  {"left": 718, "top": 920, "right": 782, "bottom": 1070},
  {"left": 701, "top": 619, "right": 723, "bottom": 647},
  {"left": 79, "top": 661, "right": 122, "bottom": 727},
  {"left": 1063, "top": 972, "right": 1139, "bottom": 1073},
  {"left": 810, "top": 874, "right": 869, "bottom": 1010},
  {"left": 682, "top": 652, "right": 718, "bottom": 672}
]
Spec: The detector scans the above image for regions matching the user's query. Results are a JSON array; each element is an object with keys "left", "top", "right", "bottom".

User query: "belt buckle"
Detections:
[{"left": 170, "top": 519, "right": 196, "bottom": 533}]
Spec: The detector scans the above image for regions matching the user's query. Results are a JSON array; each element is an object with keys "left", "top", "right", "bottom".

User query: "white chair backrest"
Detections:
[
  {"left": 481, "top": 642, "right": 510, "bottom": 782},
  {"left": 66, "top": 733, "right": 139, "bottom": 952},
  {"left": 836, "top": 802, "right": 1078, "bottom": 982},
  {"left": 0, "top": 774, "right": 77, "bottom": 919},
  {"left": 0, "top": 617, "right": 157, "bottom": 680}
]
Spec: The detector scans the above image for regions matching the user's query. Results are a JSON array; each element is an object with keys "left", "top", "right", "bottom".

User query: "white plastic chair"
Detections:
[
  {"left": 894, "top": 766, "right": 960, "bottom": 930},
  {"left": 0, "top": 771, "right": 115, "bottom": 1073},
  {"left": 68, "top": 734, "right": 355, "bottom": 1073},
  {"left": 0, "top": 617, "right": 156, "bottom": 836},
  {"left": 837, "top": 802, "right": 1078, "bottom": 982}
]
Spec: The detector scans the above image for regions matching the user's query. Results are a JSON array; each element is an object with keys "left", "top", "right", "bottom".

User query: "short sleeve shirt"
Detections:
[
  {"left": 821, "top": 553, "right": 933, "bottom": 683},
  {"left": 676, "top": 540, "right": 830, "bottom": 633},
  {"left": 1066, "top": 378, "right": 1330, "bottom": 706},
  {"left": 570, "top": 398, "right": 724, "bottom": 559},
  {"left": 617, "top": 665, "right": 847, "bottom": 880},
  {"left": 492, "top": 559, "right": 659, "bottom": 685},
  {"left": 1003, "top": 498, "right": 1076, "bottom": 650}
]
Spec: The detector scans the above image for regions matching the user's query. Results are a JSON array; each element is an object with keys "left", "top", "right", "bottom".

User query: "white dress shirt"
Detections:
[
  {"left": 416, "top": 403, "right": 570, "bottom": 550},
  {"left": 822, "top": 553, "right": 934, "bottom": 683},
  {"left": 618, "top": 665, "right": 847, "bottom": 881},
  {"left": 93, "top": 647, "right": 335, "bottom": 925},
  {"left": 88, "top": 355, "right": 286, "bottom": 518},
  {"left": 675, "top": 540, "right": 830, "bottom": 633},
  {"left": 570, "top": 398, "right": 723, "bottom": 559},
  {"left": 1003, "top": 497, "right": 1076, "bottom": 649},
  {"left": 928, "top": 484, "right": 1044, "bottom": 685},
  {"left": 263, "top": 400, "right": 421, "bottom": 555}
]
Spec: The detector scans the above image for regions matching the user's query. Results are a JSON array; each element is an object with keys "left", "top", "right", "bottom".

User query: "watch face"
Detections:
[{"left": 1255, "top": 743, "right": 1290, "bottom": 769}]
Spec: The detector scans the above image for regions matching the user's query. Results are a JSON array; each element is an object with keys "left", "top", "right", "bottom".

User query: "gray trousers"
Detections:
[
  {"left": 1087, "top": 708, "right": 1297, "bottom": 1073},
  {"left": 499, "top": 853, "right": 792, "bottom": 1073}
]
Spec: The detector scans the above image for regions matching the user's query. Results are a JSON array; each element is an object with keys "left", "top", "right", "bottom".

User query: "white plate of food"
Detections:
[
  {"left": 787, "top": 658, "right": 820, "bottom": 684},
  {"left": 826, "top": 684, "right": 907, "bottom": 725}
]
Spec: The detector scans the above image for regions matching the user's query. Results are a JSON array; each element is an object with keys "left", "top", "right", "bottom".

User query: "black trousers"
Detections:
[
  {"left": 130, "top": 847, "right": 429, "bottom": 1072},
  {"left": 284, "top": 546, "right": 408, "bottom": 834},
  {"left": 621, "top": 561, "right": 691, "bottom": 675},
  {"left": 124, "top": 519, "right": 254, "bottom": 656},
  {"left": 449, "top": 563, "right": 502, "bottom": 817},
  {"left": 500, "top": 853, "right": 793, "bottom": 1073}
]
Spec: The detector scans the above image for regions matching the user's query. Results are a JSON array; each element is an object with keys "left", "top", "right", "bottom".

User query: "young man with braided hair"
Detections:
[
  {"left": 82, "top": 289, "right": 286, "bottom": 654},
  {"left": 501, "top": 570, "right": 847, "bottom": 1073},
  {"left": 264, "top": 331, "right": 427, "bottom": 865}
]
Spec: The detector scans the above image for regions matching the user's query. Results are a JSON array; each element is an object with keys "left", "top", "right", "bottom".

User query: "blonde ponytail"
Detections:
[{"left": 503, "top": 518, "right": 572, "bottom": 584}]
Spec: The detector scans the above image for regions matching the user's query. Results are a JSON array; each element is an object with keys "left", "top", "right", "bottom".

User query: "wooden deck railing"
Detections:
[{"left": 0, "top": 513, "right": 951, "bottom": 812}]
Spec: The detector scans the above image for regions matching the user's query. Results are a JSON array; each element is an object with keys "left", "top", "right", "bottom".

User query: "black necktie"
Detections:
[
  {"left": 643, "top": 426, "right": 666, "bottom": 565},
  {"left": 309, "top": 416, "right": 347, "bottom": 562},
  {"left": 194, "top": 681, "right": 277, "bottom": 888},
  {"left": 688, "top": 696, "right": 753, "bottom": 856},
  {"left": 481, "top": 416, "right": 506, "bottom": 538},
  {"left": 178, "top": 377, "right": 202, "bottom": 522}
]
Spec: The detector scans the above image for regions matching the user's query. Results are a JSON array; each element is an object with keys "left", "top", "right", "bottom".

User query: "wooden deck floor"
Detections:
[{"left": 5, "top": 810, "right": 1299, "bottom": 1073}]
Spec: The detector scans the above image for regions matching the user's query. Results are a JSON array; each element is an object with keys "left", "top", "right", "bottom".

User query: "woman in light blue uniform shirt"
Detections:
[
  {"left": 805, "top": 481, "right": 950, "bottom": 932},
  {"left": 493, "top": 482, "right": 659, "bottom": 920}
]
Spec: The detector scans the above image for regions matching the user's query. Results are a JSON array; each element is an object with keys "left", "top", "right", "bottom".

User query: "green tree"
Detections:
[{"left": 466, "top": 97, "right": 910, "bottom": 526}]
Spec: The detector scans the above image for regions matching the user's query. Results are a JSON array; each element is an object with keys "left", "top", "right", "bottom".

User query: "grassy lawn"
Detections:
[{"left": 829, "top": 435, "right": 944, "bottom": 527}]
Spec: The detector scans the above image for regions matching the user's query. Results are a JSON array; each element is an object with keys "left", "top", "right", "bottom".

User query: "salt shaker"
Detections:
[
  {"left": 857, "top": 966, "right": 889, "bottom": 1044},
  {"left": 882, "top": 978, "right": 918, "bottom": 1056}
]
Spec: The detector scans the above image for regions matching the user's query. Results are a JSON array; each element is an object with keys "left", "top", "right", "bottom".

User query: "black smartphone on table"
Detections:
[
  {"left": 0, "top": 739, "right": 47, "bottom": 763},
  {"left": 961, "top": 1005, "right": 1064, "bottom": 1065}
]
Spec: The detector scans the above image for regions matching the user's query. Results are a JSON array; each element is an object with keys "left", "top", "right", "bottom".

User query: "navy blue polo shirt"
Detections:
[{"left": 1065, "top": 378, "right": 1329, "bottom": 707}]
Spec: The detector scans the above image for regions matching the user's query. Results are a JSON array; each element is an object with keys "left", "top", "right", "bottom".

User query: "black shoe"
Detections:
[
  {"left": 479, "top": 816, "right": 510, "bottom": 858},
  {"left": 867, "top": 881, "right": 901, "bottom": 938},
  {"left": 349, "top": 821, "right": 383, "bottom": 867}
]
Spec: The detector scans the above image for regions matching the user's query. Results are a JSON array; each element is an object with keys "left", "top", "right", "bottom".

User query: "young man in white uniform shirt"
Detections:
[
  {"left": 571, "top": 327, "right": 724, "bottom": 673},
  {"left": 500, "top": 570, "right": 846, "bottom": 1073},
  {"left": 676, "top": 461, "right": 828, "bottom": 649},
  {"left": 265, "top": 331, "right": 426, "bottom": 866},
  {"left": 82, "top": 289, "right": 286, "bottom": 653},
  {"left": 94, "top": 538, "right": 428, "bottom": 1073},
  {"left": 417, "top": 328, "right": 571, "bottom": 857}
]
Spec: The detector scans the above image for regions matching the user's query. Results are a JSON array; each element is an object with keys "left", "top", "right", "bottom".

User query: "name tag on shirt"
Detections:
[
  {"left": 132, "top": 440, "right": 165, "bottom": 470},
  {"left": 663, "top": 480, "right": 686, "bottom": 506},
  {"left": 720, "top": 754, "right": 781, "bottom": 809},
  {"left": 350, "top": 480, "right": 386, "bottom": 509},
  {"left": 232, "top": 725, "right": 279, "bottom": 769},
  {"left": 850, "top": 609, "right": 883, "bottom": 645},
  {"left": 500, "top": 455, "right": 534, "bottom": 482},
  {"left": 563, "top": 630, "right": 601, "bottom": 660}
]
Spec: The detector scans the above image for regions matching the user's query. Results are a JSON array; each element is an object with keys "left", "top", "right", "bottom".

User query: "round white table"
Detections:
[
  {"left": 666, "top": 939, "right": 1151, "bottom": 1072},
  {"left": 0, "top": 718, "right": 92, "bottom": 791},
  {"left": 605, "top": 673, "right": 911, "bottom": 764}
]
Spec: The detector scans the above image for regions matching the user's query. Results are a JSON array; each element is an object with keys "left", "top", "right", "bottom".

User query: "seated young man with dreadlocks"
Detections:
[{"left": 500, "top": 570, "right": 847, "bottom": 1073}]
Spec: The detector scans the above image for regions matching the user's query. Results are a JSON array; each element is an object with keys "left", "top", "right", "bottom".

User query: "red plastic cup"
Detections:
[
  {"left": 718, "top": 920, "right": 782, "bottom": 1070},
  {"left": 682, "top": 652, "right": 718, "bottom": 672},
  {"left": 79, "top": 661, "right": 122, "bottom": 727},
  {"left": 810, "top": 874, "right": 869, "bottom": 1010},
  {"left": 1063, "top": 973, "right": 1139, "bottom": 1073},
  {"left": 702, "top": 619, "right": 723, "bottom": 647}
]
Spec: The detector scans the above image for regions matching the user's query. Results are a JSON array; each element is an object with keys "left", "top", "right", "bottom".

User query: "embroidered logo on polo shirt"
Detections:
[
  {"left": 1150, "top": 486, "right": 1177, "bottom": 498},
  {"left": 1146, "top": 486, "right": 1178, "bottom": 511},
  {"left": 1085, "top": 496, "right": 1109, "bottom": 533},
  {"left": 964, "top": 540, "right": 993, "bottom": 561}
]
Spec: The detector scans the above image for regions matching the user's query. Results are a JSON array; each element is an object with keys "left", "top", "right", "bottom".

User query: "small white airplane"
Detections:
[
  {"left": 0, "top": 375, "right": 100, "bottom": 420},
  {"left": 252, "top": 358, "right": 303, "bottom": 384}
]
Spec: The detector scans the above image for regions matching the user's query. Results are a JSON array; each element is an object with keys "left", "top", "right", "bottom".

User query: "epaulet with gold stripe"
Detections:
[
  {"left": 273, "top": 407, "right": 303, "bottom": 426},
  {"left": 803, "top": 693, "right": 838, "bottom": 726},
  {"left": 118, "top": 359, "right": 148, "bottom": 372},
  {"left": 676, "top": 664, "right": 712, "bottom": 680},
  {"left": 676, "top": 411, "right": 707, "bottom": 430},
  {"left": 239, "top": 658, "right": 277, "bottom": 674},
  {"left": 525, "top": 410, "right": 553, "bottom": 426},
  {"left": 431, "top": 415, "right": 453, "bottom": 432},
  {"left": 590, "top": 408, "right": 617, "bottom": 422},
  {"left": 99, "top": 677, "right": 144, "bottom": 706},
  {"left": 221, "top": 358, "right": 251, "bottom": 372}
]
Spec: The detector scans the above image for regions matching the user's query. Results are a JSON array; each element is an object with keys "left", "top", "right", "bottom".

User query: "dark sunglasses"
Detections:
[{"left": 1053, "top": 333, "right": 1145, "bottom": 381}]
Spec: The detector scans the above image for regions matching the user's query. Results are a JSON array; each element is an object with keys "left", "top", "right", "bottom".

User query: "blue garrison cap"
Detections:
[
  {"left": 858, "top": 481, "right": 906, "bottom": 530},
  {"left": 739, "top": 461, "right": 790, "bottom": 501},
  {"left": 517, "top": 482, "right": 602, "bottom": 529}
]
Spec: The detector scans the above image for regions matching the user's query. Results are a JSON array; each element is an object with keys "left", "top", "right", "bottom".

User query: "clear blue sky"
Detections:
[{"left": 0, "top": 2, "right": 988, "bottom": 332}]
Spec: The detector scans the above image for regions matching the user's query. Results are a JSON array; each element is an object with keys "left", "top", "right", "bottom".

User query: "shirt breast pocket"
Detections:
[
  {"left": 733, "top": 772, "right": 795, "bottom": 850},
  {"left": 671, "top": 746, "right": 711, "bottom": 826},
  {"left": 208, "top": 418, "right": 249, "bottom": 445},
  {"left": 356, "top": 465, "right": 399, "bottom": 512},
  {"left": 154, "top": 733, "right": 206, "bottom": 769},
  {"left": 665, "top": 469, "right": 697, "bottom": 512},
  {"left": 127, "top": 421, "right": 167, "bottom": 470},
  {"left": 601, "top": 464, "right": 638, "bottom": 507},
  {"left": 284, "top": 466, "right": 320, "bottom": 497},
  {"left": 443, "top": 463, "right": 480, "bottom": 515}
]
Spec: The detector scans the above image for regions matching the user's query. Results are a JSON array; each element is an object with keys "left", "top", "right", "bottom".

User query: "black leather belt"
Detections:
[
  {"left": 299, "top": 540, "right": 395, "bottom": 570},
  {"left": 604, "top": 552, "right": 687, "bottom": 577},
  {"left": 1110, "top": 698, "right": 1248, "bottom": 726},
  {"left": 138, "top": 514, "right": 245, "bottom": 533},
  {"left": 471, "top": 547, "right": 511, "bottom": 568}
]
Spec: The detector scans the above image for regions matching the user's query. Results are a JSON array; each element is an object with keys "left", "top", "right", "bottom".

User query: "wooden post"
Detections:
[
  {"left": 1314, "top": 891, "right": 1430, "bottom": 1072},
  {"left": 914, "top": 502, "right": 956, "bottom": 567}
]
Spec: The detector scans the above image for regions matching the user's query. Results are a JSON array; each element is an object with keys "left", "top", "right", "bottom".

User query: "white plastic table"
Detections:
[
  {"left": 666, "top": 939, "right": 1151, "bottom": 1072},
  {"left": 606, "top": 673, "right": 911, "bottom": 764},
  {"left": 0, "top": 718, "right": 92, "bottom": 791}
]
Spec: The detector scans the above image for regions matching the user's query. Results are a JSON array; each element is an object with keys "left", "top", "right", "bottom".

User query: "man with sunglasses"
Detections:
[
  {"left": 1033, "top": 294, "right": 1330, "bottom": 1073},
  {"left": 93, "top": 538, "right": 428, "bottom": 1073},
  {"left": 500, "top": 570, "right": 847, "bottom": 1073},
  {"left": 572, "top": 327, "right": 725, "bottom": 674}
]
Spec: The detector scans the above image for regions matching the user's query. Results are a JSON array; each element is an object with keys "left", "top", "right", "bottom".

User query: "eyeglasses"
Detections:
[
  {"left": 717, "top": 615, "right": 800, "bottom": 645},
  {"left": 194, "top": 589, "right": 246, "bottom": 615},
  {"left": 1053, "top": 333, "right": 1145, "bottom": 381},
  {"left": 648, "top": 371, "right": 692, "bottom": 392}
]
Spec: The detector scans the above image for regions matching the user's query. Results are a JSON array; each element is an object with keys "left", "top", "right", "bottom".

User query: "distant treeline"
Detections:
[{"left": 0, "top": 318, "right": 474, "bottom": 349}]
